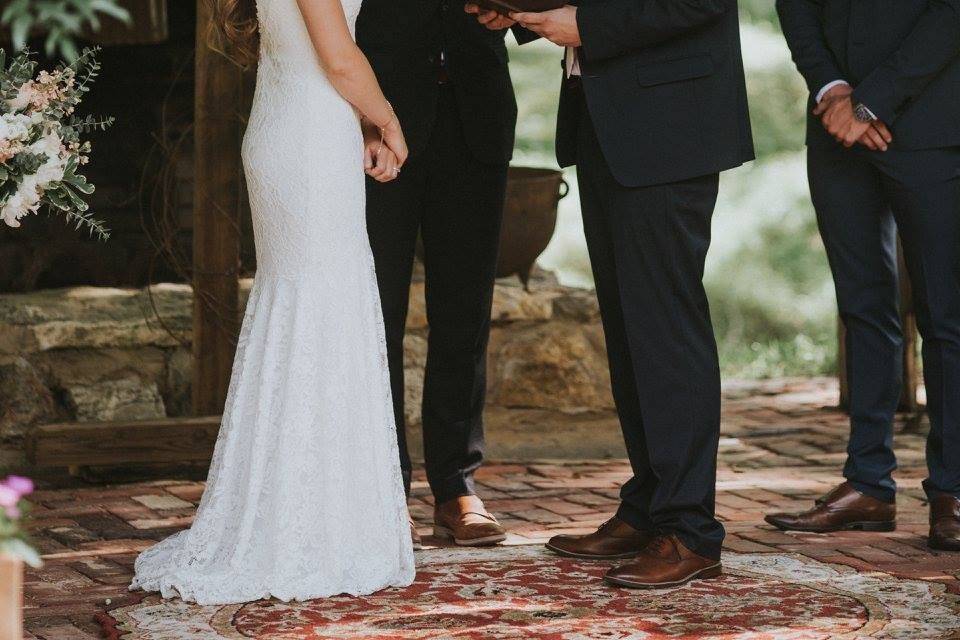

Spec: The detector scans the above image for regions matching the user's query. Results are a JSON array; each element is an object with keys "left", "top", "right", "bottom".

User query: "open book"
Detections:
[{"left": 475, "top": 0, "right": 566, "bottom": 13}]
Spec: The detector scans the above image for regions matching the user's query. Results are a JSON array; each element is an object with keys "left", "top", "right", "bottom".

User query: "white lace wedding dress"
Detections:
[{"left": 130, "top": 0, "right": 415, "bottom": 605}]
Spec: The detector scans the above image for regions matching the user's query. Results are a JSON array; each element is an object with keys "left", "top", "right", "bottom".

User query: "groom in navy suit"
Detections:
[
  {"left": 470, "top": 0, "right": 754, "bottom": 588},
  {"left": 767, "top": 0, "right": 960, "bottom": 552}
]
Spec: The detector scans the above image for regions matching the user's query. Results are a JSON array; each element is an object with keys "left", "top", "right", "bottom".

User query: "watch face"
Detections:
[{"left": 854, "top": 103, "right": 875, "bottom": 123}]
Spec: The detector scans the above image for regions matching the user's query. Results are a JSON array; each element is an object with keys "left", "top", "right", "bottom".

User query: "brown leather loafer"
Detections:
[
  {"left": 604, "top": 534, "right": 722, "bottom": 589},
  {"left": 929, "top": 493, "right": 960, "bottom": 552},
  {"left": 434, "top": 495, "right": 506, "bottom": 546},
  {"left": 764, "top": 482, "right": 896, "bottom": 533},
  {"left": 546, "top": 516, "right": 653, "bottom": 560}
]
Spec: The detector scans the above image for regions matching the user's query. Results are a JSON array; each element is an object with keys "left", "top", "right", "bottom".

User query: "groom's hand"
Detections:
[
  {"left": 511, "top": 6, "right": 580, "bottom": 47},
  {"left": 465, "top": 3, "right": 516, "bottom": 30},
  {"left": 815, "top": 95, "right": 873, "bottom": 149}
]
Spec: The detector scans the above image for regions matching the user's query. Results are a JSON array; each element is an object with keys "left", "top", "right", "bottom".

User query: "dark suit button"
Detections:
[
  {"left": 428, "top": 55, "right": 436, "bottom": 64},
  {"left": 441, "top": 1, "right": 449, "bottom": 11}
]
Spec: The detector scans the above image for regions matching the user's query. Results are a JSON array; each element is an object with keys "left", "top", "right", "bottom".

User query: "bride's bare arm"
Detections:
[{"left": 296, "top": 0, "right": 407, "bottom": 163}]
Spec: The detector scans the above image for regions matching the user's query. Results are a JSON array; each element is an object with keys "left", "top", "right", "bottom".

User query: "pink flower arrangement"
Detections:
[
  {"left": 8, "top": 71, "right": 75, "bottom": 114},
  {"left": 0, "top": 475, "right": 41, "bottom": 567}
]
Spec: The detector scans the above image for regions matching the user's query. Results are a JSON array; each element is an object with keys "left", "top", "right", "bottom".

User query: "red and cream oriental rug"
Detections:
[{"left": 99, "top": 546, "right": 960, "bottom": 639}]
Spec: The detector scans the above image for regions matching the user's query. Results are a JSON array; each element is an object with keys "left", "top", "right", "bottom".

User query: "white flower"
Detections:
[
  {"left": 29, "top": 132, "right": 66, "bottom": 185},
  {"left": 0, "top": 113, "right": 36, "bottom": 143},
  {"left": 20, "top": 175, "right": 42, "bottom": 203},
  {"left": 1, "top": 191, "right": 30, "bottom": 228},
  {"left": 35, "top": 157, "right": 66, "bottom": 185},
  {"left": 2, "top": 175, "right": 43, "bottom": 228},
  {"left": 29, "top": 131, "right": 62, "bottom": 157}
]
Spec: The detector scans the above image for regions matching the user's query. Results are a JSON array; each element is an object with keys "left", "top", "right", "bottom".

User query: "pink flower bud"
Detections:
[{"left": 5, "top": 475, "right": 34, "bottom": 496}]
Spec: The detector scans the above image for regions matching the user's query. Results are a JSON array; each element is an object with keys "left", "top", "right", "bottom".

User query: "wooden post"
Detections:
[
  {"left": 191, "top": 1, "right": 245, "bottom": 415},
  {"left": 838, "top": 238, "right": 919, "bottom": 411},
  {"left": 0, "top": 554, "right": 23, "bottom": 640}
]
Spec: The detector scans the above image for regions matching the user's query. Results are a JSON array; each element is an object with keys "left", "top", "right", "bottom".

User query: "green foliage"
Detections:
[
  {"left": 509, "top": 41, "right": 564, "bottom": 159},
  {"left": 739, "top": 0, "right": 781, "bottom": 27},
  {"left": 706, "top": 202, "right": 837, "bottom": 378},
  {"left": 0, "top": 0, "right": 130, "bottom": 61},
  {"left": 0, "top": 478, "right": 40, "bottom": 568},
  {"left": 0, "top": 44, "right": 37, "bottom": 97},
  {"left": 745, "top": 66, "right": 807, "bottom": 157}
]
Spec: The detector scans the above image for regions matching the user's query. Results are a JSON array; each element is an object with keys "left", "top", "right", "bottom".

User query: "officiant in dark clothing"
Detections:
[
  {"left": 766, "top": 0, "right": 960, "bottom": 553},
  {"left": 356, "top": 0, "right": 523, "bottom": 548}
]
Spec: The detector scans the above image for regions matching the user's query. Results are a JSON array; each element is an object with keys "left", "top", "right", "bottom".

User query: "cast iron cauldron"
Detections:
[{"left": 496, "top": 166, "right": 568, "bottom": 288}]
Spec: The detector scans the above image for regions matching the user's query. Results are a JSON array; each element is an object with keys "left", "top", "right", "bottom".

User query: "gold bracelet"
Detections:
[{"left": 377, "top": 102, "right": 396, "bottom": 132}]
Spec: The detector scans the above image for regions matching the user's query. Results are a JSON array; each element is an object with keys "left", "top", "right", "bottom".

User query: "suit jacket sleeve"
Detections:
[
  {"left": 775, "top": 0, "right": 846, "bottom": 97},
  {"left": 576, "top": 0, "right": 731, "bottom": 63},
  {"left": 852, "top": 0, "right": 960, "bottom": 124}
]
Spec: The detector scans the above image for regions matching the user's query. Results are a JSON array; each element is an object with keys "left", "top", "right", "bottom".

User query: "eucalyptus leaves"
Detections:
[{"left": 0, "top": 47, "right": 112, "bottom": 238}]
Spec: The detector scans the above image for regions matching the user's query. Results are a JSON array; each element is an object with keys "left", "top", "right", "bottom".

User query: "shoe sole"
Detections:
[
  {"left": 928, "top": 538, "right": 960, "bottom": 552},
  {"left": 766, "top": 518, "right": 896, "bottom": 533},
  {"left": 604, "top": 563, "right": 723, "bottom": 589},
  {"left": 433, "top": 525, "right": 506, "bottom": 547},
  {"left": 544, "top": 542, "right": 641, "bottom": 561}
]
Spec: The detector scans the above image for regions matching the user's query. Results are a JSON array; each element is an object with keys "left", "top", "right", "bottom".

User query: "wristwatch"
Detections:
[{"left": 853, "top": 101, "right": 877, "bottom": 123}]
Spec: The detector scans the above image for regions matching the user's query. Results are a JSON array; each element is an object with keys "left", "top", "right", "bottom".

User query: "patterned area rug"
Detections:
[{"left": 100, "top": 546, "right": 960, "bottom": 639}]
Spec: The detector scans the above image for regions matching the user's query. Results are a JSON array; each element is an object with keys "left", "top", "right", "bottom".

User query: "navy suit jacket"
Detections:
[{"left": 557, "top": 0, "right": 755, "bottom": 187}]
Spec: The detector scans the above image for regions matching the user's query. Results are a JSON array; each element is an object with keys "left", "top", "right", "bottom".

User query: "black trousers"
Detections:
[
  {"left": 365, "top": 84, "right": 508, "bottom": 504},
  {"left": 808, "top": 143, "right": 960, "bottom": 503},
  {"left": 573, "top": 88, "right": 725, "bottom": 559}
]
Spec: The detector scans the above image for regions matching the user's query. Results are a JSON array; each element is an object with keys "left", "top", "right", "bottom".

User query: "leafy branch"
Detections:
[{"left": 0, "top": 0, "right": 131, "bottom": 61}]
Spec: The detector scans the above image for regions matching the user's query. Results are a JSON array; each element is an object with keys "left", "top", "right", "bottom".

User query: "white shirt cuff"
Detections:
[
  {"left": 816, "top": 80, "right": 850, "bottom": 103},
  {"left": 565, "top": 47, "right": 581, "bottom": 78}
]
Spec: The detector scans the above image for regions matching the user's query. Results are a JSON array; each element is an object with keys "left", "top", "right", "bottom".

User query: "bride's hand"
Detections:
[
  {"left": 363, "top": 123, "right": 402, "bottom": 183},
  {"left": 381, "top": 116, "right": 409, "bottom": 167}
]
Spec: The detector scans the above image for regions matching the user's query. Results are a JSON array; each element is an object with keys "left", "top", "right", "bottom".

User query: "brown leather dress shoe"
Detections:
[
  {"left": 764, "top": 482, "right": 896, "bottom": 533},
  {"left": 546, "top": 516, "right": 653, "bottom": 560},
  {"left": 929, "top": 493, "right": 960, "bottom": 552},
  {"left": 604, "top": 534, "right": 722, "bottom": 589},
  {"left": 434, "top": 495, "right": 506, "bottom": 546}
]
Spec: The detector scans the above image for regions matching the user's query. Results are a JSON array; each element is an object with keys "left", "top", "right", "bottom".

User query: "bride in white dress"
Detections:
[{"left": 130, "top": 0, "right": 416, "bottom": 605}]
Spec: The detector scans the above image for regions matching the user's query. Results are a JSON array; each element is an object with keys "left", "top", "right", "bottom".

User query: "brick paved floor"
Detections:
[{"left": 19, "top": 378, "right": 960, "bottom": 639}]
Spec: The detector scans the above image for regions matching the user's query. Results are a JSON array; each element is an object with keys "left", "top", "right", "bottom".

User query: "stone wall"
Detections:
[{"left": 0, "top": 270, "right": 626, "bottom": 467}]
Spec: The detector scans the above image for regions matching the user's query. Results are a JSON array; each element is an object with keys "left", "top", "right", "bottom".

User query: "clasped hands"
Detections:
[
  {"left": 465, "top": 3, "right": 582, "bottom": 47},
  {"left": 815, "top": 83, "right": 892, "bottom": 152},
  {"left": 362, "top": 115, "right": 408, "bottom": 183}
]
